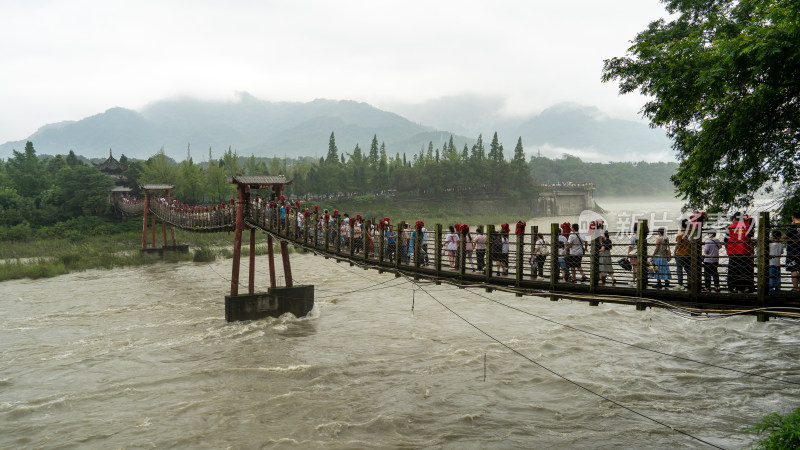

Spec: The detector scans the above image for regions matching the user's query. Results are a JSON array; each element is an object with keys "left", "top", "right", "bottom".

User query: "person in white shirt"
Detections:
[{"left": 565, "top": 223, "right": 587, "bottom": 282}]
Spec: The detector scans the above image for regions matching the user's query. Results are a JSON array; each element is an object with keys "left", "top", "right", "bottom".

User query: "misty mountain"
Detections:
[
  {"left": 0, "top": 93, "right": 673, "bottom": 163},
  {"left": 389, "top": 96, "right": 673, "bottom": 162},
  {"left": 0, "top": 95, "right": 458, "bottom": 161}
]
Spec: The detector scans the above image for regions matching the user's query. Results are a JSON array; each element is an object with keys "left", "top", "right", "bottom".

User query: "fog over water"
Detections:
[{"left": 2, "top": 199, "right": 798, "bottom": 448}]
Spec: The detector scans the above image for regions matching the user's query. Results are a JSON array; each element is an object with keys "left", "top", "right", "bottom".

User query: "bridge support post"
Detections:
[
  {"left": 162, "top": 220, "right": 168, "bottom": 247},
  {"left": 335, "top": 216, "right": 342, "bottom": 257},
  {"left": 435, "top": 224, "right": 442, "bottom": 284},
  {"left": 281, "top": 241, "right": 293, "bottom": 287},
  {"left": 349, "top": 220, "right": 355, "bottom": 265},
  {"left": 415, "top": 225, "right": 423, "bottom": 281},
  {"left": 550, "top": 223, "right": 559, "bottom": 291},
  {"left": 268, "top": 235, "right": 277, "bottom": 288},
  {"left": 689, "top": 236, "right": 701, "bottom": 301},
  {"left": 485, "top": 225, "right": 494, "bottom": 292},
  {"left": 514, "top": 228, "right": 524, "bottom": 294},
  {"left": 636, "top": 219, "right": 649, "bottom": 297},
  {"left": 458, "top": 228, "right": 466, "bottom": 281},
  {"left": 230, "top": 184, "right": 246, "bottom": 296},
  {"left": 249, "top": 228, "right": 256, "bottom": 295},
  {"left": 756, "top": 211, "right": 769, "bottom": 311},
  {"left": 151, "top": 216, "right": 156, "bottom": 248},
  {"left": 395, "top": 222, "right": 403, "bottom": 273},
  {"left": 378, "top": 224, "right": 385, "bottom": 266},
  {"left": 141, "top": 189, "right": 149, "bottom": 249},
  {"left": 589, "top": 236, "right": 598, "bottom": 294}
]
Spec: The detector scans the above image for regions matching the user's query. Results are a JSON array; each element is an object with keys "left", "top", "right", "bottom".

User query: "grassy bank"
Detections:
[
  {"left": 0, "top": 247, "right": 193, "bottom": 282},
  {"left": 0, "top": 226, "right": 302, "bottom": 282}
]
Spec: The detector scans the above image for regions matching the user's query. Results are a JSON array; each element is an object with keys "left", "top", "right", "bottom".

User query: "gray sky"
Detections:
[{"left": 0, "top": 0, "right": 671, "bottom": 144}]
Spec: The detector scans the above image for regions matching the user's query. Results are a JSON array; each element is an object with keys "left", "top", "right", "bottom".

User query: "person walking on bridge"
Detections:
[
  {"left": 474, "top": 226, "right": 487, "bottom": 272},
  {"left": 386, "top": 224, "right": 397, "bottom": 262},
  {"left": 531, "top": 232, "right": 548, "bottom": 280},
  {"left": 703, "top": 231, "right": 723, "bottom": 292},
  {"left": 724, "top": 212, "right": 755, "bottom": 293},
  {"left": 444, "top": 225, "right": 459, "bottom": 268},
  {"left": 673, "top": 219, "right": 691, "bottom": 289},
  {"left": 650, "top": 227, "right": 672, "bottom": 289},
  {"left": 565, "top": 223, "right": 587, "bottom": 283}
]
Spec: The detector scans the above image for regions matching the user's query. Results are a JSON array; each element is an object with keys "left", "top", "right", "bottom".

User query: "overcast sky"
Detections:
[{"left": 0, "top": 0, "right": 671, "bottom": 144}]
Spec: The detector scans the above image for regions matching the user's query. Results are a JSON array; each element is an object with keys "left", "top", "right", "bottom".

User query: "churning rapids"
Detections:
[{"left": 2, "top": 252, "right": 799, "bottom": 449}]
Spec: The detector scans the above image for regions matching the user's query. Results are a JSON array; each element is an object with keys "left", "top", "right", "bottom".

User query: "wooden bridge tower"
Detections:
[
  {"left": 139, "top": 184, "right": 186, "bottom": 255},
  {"left": 225, "top": 175, "right": 314, "bottom": 322}
]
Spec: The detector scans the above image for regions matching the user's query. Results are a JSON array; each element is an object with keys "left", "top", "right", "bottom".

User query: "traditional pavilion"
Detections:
[{"left": 95, "top": 149, "right": 129, "bottom": 186}]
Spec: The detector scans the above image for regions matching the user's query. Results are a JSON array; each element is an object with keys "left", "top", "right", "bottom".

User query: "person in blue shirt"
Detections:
[{"left": 386, "top": 225, "right": 397, "bottom": 262}]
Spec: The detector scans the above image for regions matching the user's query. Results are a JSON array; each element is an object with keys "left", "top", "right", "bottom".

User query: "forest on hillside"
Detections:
[{"left": 0, "top": 134, "right": 678, "bottom": 240}]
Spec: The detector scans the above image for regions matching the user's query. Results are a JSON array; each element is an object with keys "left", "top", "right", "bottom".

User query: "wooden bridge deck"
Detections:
[{"left": 116, "top": 193, "right": 800, "bottom": 321}]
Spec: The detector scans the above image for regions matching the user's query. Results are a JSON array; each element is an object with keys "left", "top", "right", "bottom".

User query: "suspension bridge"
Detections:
[{"left": 109, "top": 176, "right": 800, "bottom": 323}]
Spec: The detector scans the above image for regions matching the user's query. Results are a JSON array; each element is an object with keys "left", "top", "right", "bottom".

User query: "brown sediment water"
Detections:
[{"left": 0, "top": 200, "right": 794, "bottom": 449}]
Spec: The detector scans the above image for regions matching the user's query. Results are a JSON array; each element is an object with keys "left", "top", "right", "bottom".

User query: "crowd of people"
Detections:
[
  {"left": 125, "top": 192, "right": 800, "bottom": 294},
  {"left": 259, "top": 198, "right": 800, "bottom": 293}
]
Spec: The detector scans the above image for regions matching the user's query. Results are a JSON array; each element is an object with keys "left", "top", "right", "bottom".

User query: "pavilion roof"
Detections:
[{"left": 95, "top": 149, "right": 128, "bottom": 173}]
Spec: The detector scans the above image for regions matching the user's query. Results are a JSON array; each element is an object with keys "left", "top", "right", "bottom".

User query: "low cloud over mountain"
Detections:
[{"left": 0, "top": 93, "right": 672, "bottom": 162}]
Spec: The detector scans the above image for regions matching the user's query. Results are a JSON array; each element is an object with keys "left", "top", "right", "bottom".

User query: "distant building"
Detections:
[{"left": 95, "top": 149, "right": 129, "bottom": 186}]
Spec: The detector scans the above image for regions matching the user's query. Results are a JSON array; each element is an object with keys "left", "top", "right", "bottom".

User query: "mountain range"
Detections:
[{"left": 0, "top": 93, "right": 673, "bottom": 163}]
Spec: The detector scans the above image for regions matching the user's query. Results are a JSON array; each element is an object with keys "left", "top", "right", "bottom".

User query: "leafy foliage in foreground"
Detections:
[
  {"left": 744, "top": 407, "right": 800, "bottom": 450},
  {"left": 603, "top": 0, "right": 800, "bottom": 221}
]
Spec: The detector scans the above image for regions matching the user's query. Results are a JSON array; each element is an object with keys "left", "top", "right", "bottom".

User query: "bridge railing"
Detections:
[
  {"left": 243, "top": 205, "right": 794, "bottom": 307},
  {"left": 118, "top": 192, "right": 794, "bottom": 305}
]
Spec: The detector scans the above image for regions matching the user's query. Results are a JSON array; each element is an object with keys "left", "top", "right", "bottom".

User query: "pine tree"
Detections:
[
  {"left": 471, "top": 134, "right": 485, "bottom": 160},
  {"left": 513, "top": 137, "right": 525, "bottom": 162},
  {"left": 489, "top": 132, "right": 504, "bottom": 162},
  {"left": 326, "top": 132, "right": 339, "bottom": 165},
  {"left": 368, "top": 134, "right": 379, "bottom": 168}
]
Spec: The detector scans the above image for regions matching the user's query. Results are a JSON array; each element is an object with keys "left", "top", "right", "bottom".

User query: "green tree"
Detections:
[
  {"left": 46, "top": 155, "right": 68, "bottom": 176},
  {"left": 6, "top": 142, "right": 46, "bottom": 198},
  {"left": 602, "top": 0, "right": 800, "bottom": 217},
  {"left": 368, "top": 134, "right": 379, "bottom": 168},
  {"left": 52, "top": 165, "right": 113, "bottom": 218},
  {"left": 205, "top": 159, "right": 231, "bottom": 202},
  {"left": 488, "top": 132, "right": 504, "bottom": 162},
  {"left": 176, "top": 157, "right": 204, "bottom": 203},
  {"left": 471, "top": 134, "right": 485, "bottom": 161},
  {"left": 66, "top": 150, "right": 82, "bottom": 167},
  {"left": 326, "top": 132, "right": 339, "bottom": 165},
  {"left": 513, "top": 137, "right": 525, "bottom": 163},
  {"left": 138, "top": 148, "right": 178, "bottom": 186}
]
